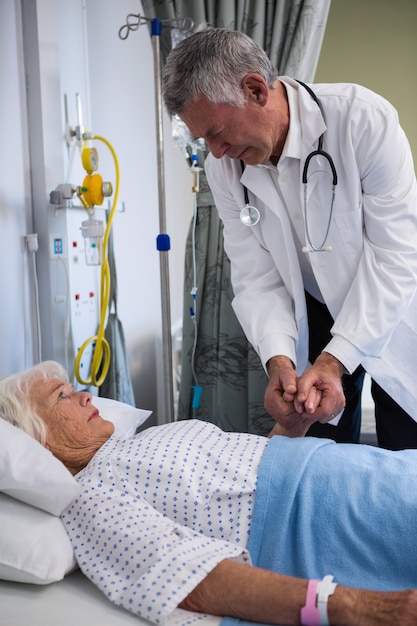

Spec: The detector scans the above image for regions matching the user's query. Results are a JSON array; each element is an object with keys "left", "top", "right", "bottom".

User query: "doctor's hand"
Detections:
[
  {"left": 264, "top": 355, "right": 320, "bottom": 434},
  {"left": 295, "top": 352, "right": 346, "bottom": 422}
]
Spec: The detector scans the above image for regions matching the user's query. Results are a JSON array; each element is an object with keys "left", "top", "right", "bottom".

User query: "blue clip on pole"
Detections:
[
  {"left": 151, "top": 18, "right": 162, "bottom": 37},
  {"left": 157, "top": 234, "right": 171, "bottom": 251}
]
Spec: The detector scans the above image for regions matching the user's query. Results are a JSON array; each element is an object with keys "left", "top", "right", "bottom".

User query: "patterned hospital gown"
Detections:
[{"left": 61, "top": 419, "right": 268, "bottom": 626}]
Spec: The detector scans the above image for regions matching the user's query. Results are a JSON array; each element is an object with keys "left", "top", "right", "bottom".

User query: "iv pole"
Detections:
[
  {"left": 119, "top": 14, "right": 194, "bottom": 423},
  {"left": 119, "top": 15, "right": 184, "bottom": 424},
  {"left": 151, "top": 18, "right": 174, "bottom": 424}
]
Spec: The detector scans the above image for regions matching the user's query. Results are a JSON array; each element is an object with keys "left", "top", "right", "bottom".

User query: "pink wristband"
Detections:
[{"left": 300, "top": 579, "right": 320, "bottom": 626}]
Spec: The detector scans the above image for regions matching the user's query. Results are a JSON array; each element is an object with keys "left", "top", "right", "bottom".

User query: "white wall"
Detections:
[
  {"left": 315, "top": 0, "right": 417, "bottom": 168},
  {"left": 0, "top": 0, "right": 193, "bottom": 421},
  {"left": 0, "top": 1, "right": 34, "bottom": 373}
]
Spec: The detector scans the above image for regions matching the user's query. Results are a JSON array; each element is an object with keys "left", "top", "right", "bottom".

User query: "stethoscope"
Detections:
[{"left": 239, "top": 80, "right": 338, "bottom": 253}]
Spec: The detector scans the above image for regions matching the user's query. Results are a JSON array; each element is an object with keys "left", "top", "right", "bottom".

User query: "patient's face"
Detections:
[{"left": 29, "top": 378, "right": 114, "bottom": 464}]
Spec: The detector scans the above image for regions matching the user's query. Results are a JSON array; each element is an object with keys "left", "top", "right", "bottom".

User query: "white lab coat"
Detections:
[{"left": 205, "top": 77, "right": 417, "bottom": 418}]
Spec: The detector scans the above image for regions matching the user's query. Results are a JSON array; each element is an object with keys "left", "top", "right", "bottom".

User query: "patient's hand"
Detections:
[
  {"left": 266, "top": 380, "right": 322, "bottom": 438},
  {"left": 267, "top": 399, "right": 321, "bottom": 437},
  {"left": 267, "top": 418, "right": 310, "bottom": 438}
]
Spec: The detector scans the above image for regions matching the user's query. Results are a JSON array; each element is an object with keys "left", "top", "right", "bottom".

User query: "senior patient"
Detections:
[{"left": 1, "top": 361, "right": 417, "bottom": 626}]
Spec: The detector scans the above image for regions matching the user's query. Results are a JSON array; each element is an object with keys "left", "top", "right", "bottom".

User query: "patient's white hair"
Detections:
[{"left": 0, "top": 361, "right": 68, "bottom": 445}]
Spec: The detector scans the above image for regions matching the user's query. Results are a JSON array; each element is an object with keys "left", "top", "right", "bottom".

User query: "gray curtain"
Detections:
[{"left": 142, "top": 0, "right": 331, "bottom": 435}]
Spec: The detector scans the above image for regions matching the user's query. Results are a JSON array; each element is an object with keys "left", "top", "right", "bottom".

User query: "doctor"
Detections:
[{"left": 162, "top": 27, "right": 417, "bottom": 449}]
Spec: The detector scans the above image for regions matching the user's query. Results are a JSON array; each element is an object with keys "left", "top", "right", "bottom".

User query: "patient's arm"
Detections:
[{"left": 179, "top": 558, "right": 417, "bottom": 626}]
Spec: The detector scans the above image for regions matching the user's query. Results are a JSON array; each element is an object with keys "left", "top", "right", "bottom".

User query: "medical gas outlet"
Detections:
[{"left": 50, "top": 154, "right": 113, "bottom": 266}]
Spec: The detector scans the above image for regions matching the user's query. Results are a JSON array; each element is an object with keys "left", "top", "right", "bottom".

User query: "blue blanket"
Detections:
[{"left": 222, "top": 435, "right": 417, "bottom": 626}]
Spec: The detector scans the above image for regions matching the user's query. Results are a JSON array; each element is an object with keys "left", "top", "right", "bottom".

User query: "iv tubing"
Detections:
[
  {"left": 74, "top": 134, "right": 120, "bottom": 387},
  {"left": 190, "top": 193, "right": 199, "bottom": 388}
]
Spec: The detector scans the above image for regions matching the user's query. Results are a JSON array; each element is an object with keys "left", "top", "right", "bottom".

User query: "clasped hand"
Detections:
[{"left": 265, "top": 353, "right": 346, "bottom": 437}]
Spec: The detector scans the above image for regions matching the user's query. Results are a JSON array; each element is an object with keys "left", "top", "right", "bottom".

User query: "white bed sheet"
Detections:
[{"left": 0, "top": 569, "right": 222, "bottom": 626}]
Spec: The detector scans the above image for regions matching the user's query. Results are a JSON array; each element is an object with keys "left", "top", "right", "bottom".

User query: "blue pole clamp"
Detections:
[
  {"left": 157, "top": 234, "right": 170, "bottom": 251},
  {"left": 151, "top": 18, "right": 162, "bottom": 37}
]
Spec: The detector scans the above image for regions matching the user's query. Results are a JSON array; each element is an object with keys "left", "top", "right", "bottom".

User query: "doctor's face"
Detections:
[{"left": 180, "top": 93, "right": 286, "bottom": 166}]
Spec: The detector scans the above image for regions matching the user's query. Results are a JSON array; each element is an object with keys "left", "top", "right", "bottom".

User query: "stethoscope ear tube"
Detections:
[
  {"left": 239, "top": 83, "right": 338, "bottom": 252},
  {"left": 240, "top": 159, "right": 261, "bottom": 226},
  {"left": 302, "top": 148, "right": 337, "bottom": 185},
  {"left": 296, "top": 79, "right": 337, "bottom": 187}
]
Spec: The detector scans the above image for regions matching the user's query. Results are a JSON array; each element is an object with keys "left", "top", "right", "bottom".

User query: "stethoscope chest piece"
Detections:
[{"left": 240, "top": 204, "right": 260, "bottom": 226}]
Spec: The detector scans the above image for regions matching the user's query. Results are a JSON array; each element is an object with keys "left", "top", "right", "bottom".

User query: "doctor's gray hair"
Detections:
[
  {"left": 162, "top": 26, "right": 278, "bottom": 116},
  {"left": 0, "top": 360, "right": 68, "bottom": 445}
]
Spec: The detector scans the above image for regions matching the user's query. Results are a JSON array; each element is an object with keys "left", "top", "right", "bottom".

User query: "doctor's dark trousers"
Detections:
[{"left": 304, "top": 291, "right": 417, "bottom": 450}]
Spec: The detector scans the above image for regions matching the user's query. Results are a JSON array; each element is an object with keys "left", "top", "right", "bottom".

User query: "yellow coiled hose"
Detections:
[{"left": 74, "top": 135, "right": 120, "bottom": 387}]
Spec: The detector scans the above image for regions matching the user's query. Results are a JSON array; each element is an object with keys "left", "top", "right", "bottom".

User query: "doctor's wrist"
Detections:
[
  {"left": 266, "top": 355, "right": 295, "bottom": 376},
  {"left": 316, "top": 352, "right": 345, "bottom": 378}
]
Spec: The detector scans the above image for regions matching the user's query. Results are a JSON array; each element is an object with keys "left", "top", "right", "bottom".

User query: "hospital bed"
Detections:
[
  {"left": 0, "top": 396, "right": 221, "bottom": 626},
  {"left": 0, "top": 569, "right": 150, "bottom": 626},
  {"left": 0, "top": 566, "right": 221, "bottom": 626}
]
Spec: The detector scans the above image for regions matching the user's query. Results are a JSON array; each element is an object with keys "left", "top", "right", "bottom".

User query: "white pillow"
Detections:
[
  {"left": 0, "top": 399, "right": 151, "bottom": 515},
  {"left": 0, "top": 398, "right": 151, "bottom": 586},
  {"left": 0, "top": 492, "right": 76, "bottom": 584},
  {"left": 0, "top": 419, "right": 81, "bottom": 515},
  {"left": 93, "top": 396, "right": 152, "bottom": 436}
]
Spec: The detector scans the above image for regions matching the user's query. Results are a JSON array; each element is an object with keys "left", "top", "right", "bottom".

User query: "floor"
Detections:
[
  {"left": 360, "top": 406, "right": 377, "bottom": 445},
  {"left": 359, "top": 375, "right": 377, "bottom": 445}
]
